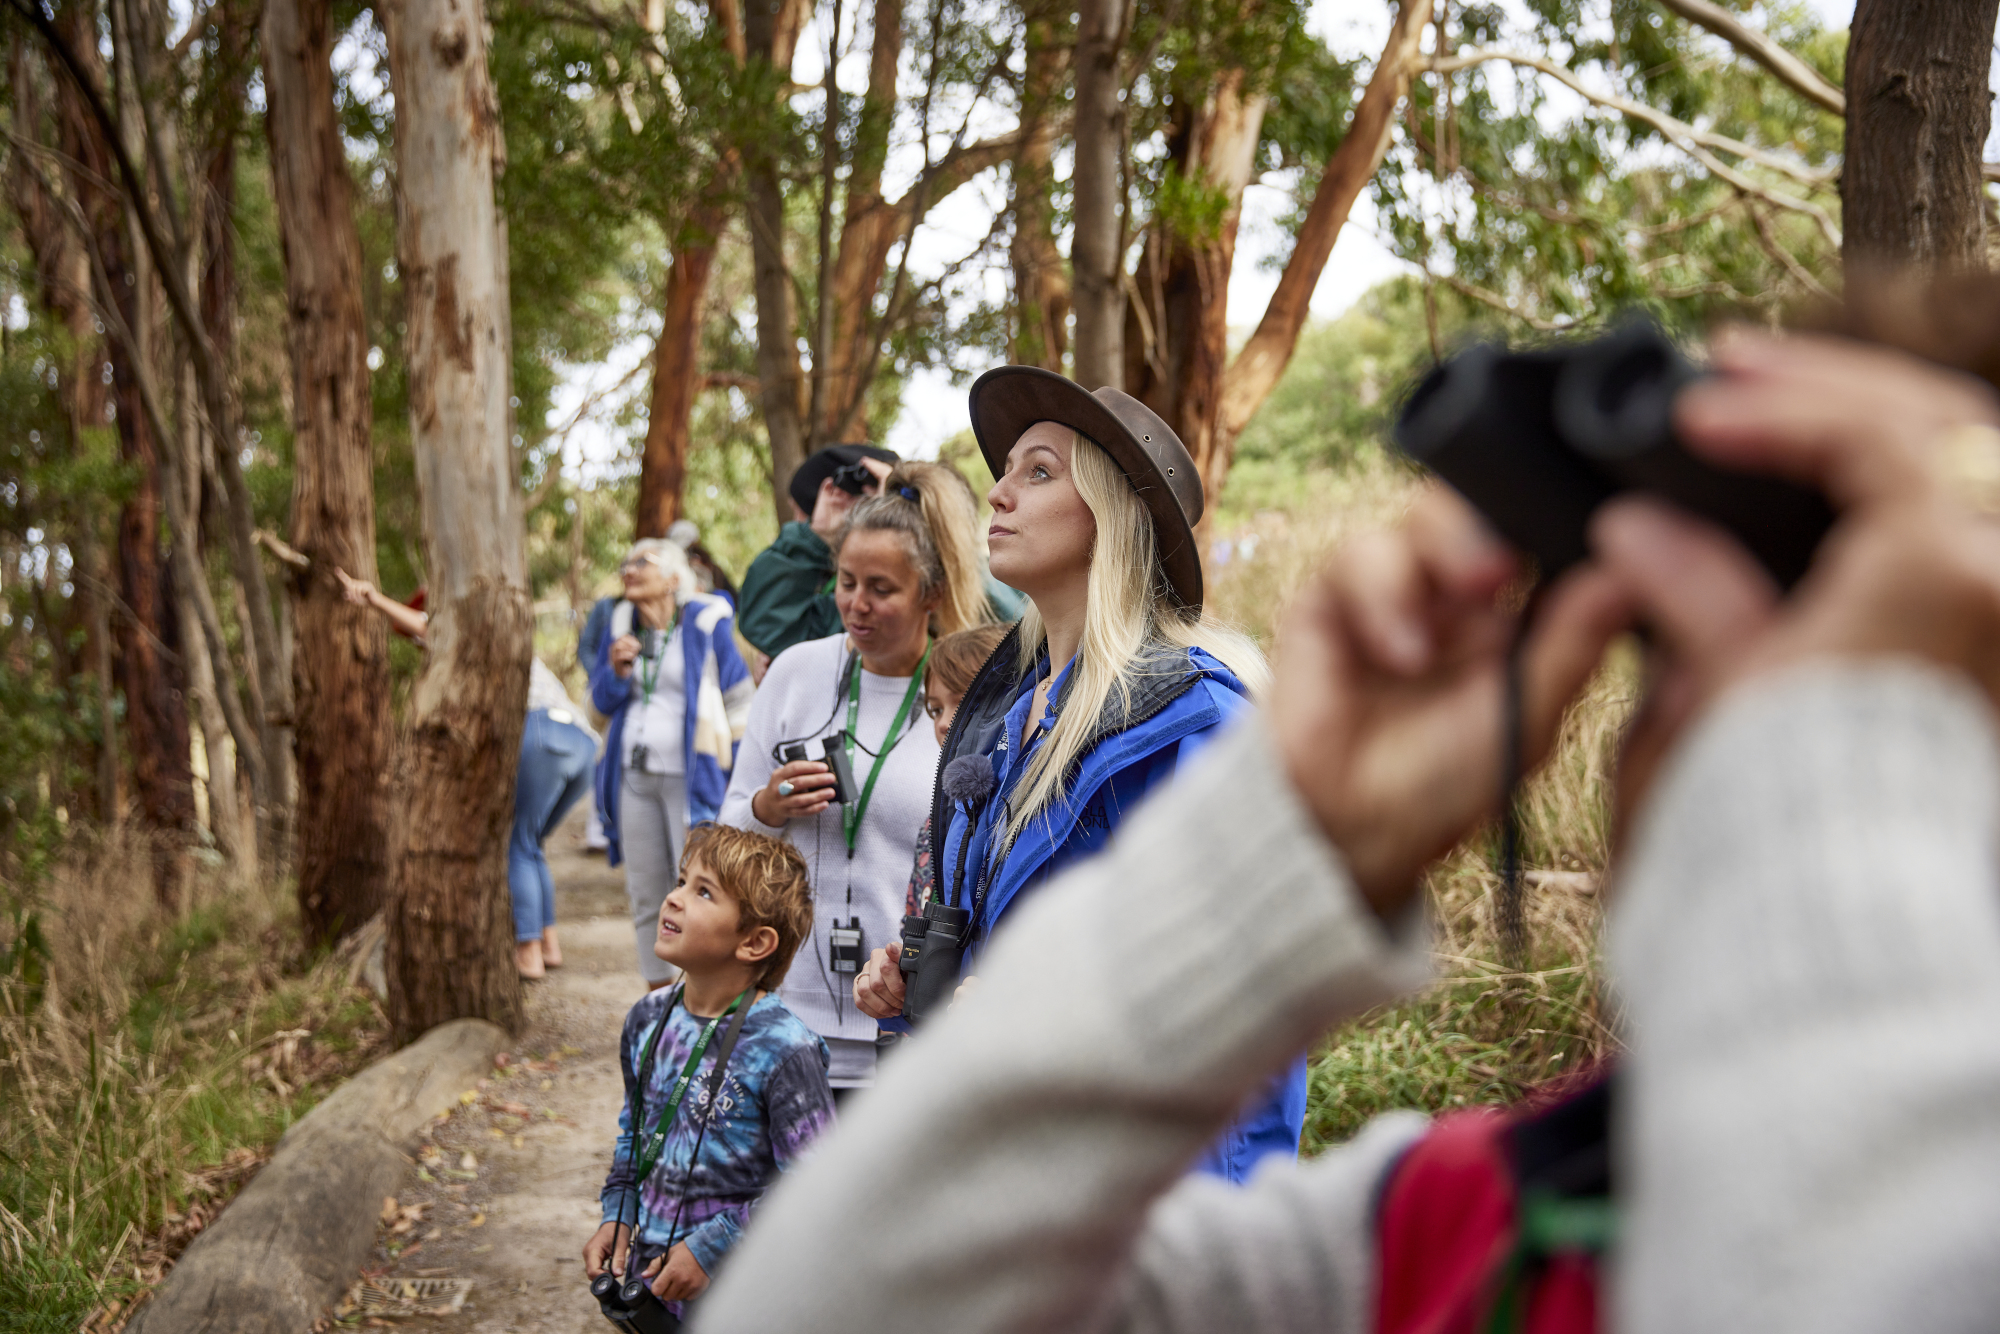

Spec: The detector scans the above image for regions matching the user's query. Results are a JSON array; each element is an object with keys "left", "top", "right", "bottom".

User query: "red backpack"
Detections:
[{"left": 1374, "top": 1073, "right": 1614, "bottom": 1334}]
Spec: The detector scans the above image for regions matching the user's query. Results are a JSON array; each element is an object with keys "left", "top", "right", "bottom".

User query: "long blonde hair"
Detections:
[
  {"left": 836, "top": 461, "right": 995, "bottom": 639},
  {"left": 1004, "top": 433, "right": 1266, "bottom": 842}
]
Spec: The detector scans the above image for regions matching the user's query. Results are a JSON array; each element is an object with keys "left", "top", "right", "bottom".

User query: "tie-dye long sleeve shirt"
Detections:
[{"left": 600, "top": 987, "right": 835, "bottom": 1284}]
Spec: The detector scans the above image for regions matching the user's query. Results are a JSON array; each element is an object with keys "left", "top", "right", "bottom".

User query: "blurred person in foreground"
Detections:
[{"left": 695, "top": 325, "right": 2000, "bottom": 1334}]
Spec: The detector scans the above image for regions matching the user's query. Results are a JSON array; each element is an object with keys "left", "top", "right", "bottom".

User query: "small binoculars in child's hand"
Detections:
[
  {"left": 591, "top": 1266, "right": 680, "bottom": 1332},
  {"left": 1391, "top": 320, "right": 1834, "bottom": 591}
]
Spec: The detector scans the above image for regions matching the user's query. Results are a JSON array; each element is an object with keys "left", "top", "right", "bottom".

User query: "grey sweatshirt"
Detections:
[
  {"left": 697, "top": 660, "right": 2000, "bottom": 1333},
  {"left": 719, "top": 633, "right": 939, "bottom": 1051}
]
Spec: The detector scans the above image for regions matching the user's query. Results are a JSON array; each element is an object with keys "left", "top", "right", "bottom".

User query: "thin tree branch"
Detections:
[
  {"left": 254, "top": 529, "right": 313, "bottom": 568},
  {"left": 1738, "top": 189, "right": 1835, "bottom": 301},
  {"left": 1427, "top": 48, "right": 1835, "bottom": 188},
  {"left": 1426, "top": 48, "right": 1843, "bottom": 249},
  {"left": 1652, "top": 0, "right": 1843, "bottom": 115},
  {"left": 1436, "top": 272, "right": 1579, "bottom": 332}
]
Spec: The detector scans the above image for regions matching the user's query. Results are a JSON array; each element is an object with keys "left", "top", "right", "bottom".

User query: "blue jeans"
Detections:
[{"left": 511, "top": 709, "right": 597, "bottom": 942}]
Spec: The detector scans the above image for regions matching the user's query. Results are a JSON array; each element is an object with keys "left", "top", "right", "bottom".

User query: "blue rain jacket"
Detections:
[{"left": 924, "top": 624, "right": 1308, "bottom": 1183}]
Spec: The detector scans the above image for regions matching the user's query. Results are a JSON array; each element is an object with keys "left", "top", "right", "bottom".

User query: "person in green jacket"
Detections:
[
  {"left": 741, "top": 445, "right": 1027, "bottom": 667},
  {"left": 738, "top": 445, "right": 900, "bottom": 664}
]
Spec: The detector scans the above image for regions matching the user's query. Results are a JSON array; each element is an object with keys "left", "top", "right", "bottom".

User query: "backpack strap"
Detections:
[{"left": 1375, "top": 1071, "right": 1614, "bottom": 1334}]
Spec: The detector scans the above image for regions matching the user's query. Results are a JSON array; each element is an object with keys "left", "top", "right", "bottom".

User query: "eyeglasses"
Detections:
[{"left": 619, "top": 555, "right": 664, "bottom": 574}]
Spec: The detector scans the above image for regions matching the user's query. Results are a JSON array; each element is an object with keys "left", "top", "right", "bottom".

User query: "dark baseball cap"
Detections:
[{"left": 788, "top": 444, "right": 902, "bottom": 516}]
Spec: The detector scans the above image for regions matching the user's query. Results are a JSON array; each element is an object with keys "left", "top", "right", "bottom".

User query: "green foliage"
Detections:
[{"left": 1376, "top": 0, "right": 1844, "bottom": 332}]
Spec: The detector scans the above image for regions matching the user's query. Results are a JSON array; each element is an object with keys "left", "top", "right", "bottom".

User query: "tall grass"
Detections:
[
  {"left": 0, "top": 832, "right": 387, "bottom": 1332},
  {"left": 1206, "top": 460, "right": 1633, "bottom": 1153}
]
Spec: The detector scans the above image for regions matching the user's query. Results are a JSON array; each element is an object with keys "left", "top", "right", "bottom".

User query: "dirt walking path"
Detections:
[{"left": 347, "top": 810, "right": 647, "bottom": 1331}]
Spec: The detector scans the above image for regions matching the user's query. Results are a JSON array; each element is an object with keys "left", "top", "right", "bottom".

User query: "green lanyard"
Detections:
[
  {"left": 633, "top": 985, "right": 751, "bottom": 1182},
  {"left": 635, "top": 609, "right": 676, "bottom": 704},
  {"left": 842, "top": 643, "right": 930, "bottom": 857}
]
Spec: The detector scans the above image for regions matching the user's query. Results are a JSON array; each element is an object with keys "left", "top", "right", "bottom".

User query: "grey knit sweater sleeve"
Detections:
[
  {"left": 1612, "top": 661, "right": 2000, "bottom": 1333},
  {"left": 693, "top": 717, "right": 1431, "bottom": 1334}
]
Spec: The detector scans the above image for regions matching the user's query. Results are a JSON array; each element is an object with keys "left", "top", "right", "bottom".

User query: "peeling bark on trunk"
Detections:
[
  {"left": 743, "top": 0, "right": 813, "bottom": 521},
  {"left": 383, "top": 0, "right": 531, "bottom": 1039},
  {"left": 1215, "top": 0, "right": 1433, "bottom": 499},
  {"left": 1842, "top": 0, "right": 2000, "bottom": 274},
  {"left": 1125, "top": 70, "right": 1265, "bottom": 518},
  {"left": 637, "top": 195, "right": 730, "bottom": 537},
  {"left": 266, "top": 0, "right": 397, "bottom": 944},
  {"left": 1009, "top": 3, "right": 1070, "bottom": 372},
  {"left": 1070, "top": 0, "right": 1124, "bottom": 388}
]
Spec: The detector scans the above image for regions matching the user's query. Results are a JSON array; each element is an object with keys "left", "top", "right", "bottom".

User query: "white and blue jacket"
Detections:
[{"left": 590, "top": 592, "right": 754, "bottom": 867}]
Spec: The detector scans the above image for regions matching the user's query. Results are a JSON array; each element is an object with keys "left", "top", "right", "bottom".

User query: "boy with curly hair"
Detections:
[{"left": 584, "top": 823, "right": 834, "bottom": 1316}]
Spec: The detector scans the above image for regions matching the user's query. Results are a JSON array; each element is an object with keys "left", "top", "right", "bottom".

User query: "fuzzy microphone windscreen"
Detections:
[{"left": 941, "top": 754, "right": 997, "bottom": 805}]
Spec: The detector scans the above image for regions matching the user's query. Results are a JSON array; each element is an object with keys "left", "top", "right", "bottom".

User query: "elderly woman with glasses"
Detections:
[{"left": 590, "top": 538, "right": 756, "bottom": 986}]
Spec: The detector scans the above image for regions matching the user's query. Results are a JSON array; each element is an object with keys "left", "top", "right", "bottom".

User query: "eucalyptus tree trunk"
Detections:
[
  {"left": 265, "top": 0, "right": 396, "bottom": 944},
  {"left": 382, "top": 0, "right": 530, "bottom": 1039},
  {"left": 637, "top": 197, "right": 729, "bottom": 539},
  {"left": 1009, "top": 0, "right": 1070, "bottom": 372},
  {"left": 1842, "top": 0, "right": 2000, "bottom": 274},
  {"left": 1125, "top": 71, "right": 1266, "bottom": 480},
  {"left": 743, "top": 0, "right": 813, "bottom": 522},
  {"left": 1070, "top": 0, "right": 1125, "bottom": 388},
  {"left": 50, "top": 9, "right": 195, "bottom": 904}
]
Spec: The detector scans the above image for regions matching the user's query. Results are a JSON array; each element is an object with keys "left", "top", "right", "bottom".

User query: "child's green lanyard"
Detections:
[
  {"left": 634, "top": 985, "right": 751, "bottom": 1182},
  {"left": 841, "top": 643, "right": 930, "bottom": 857},
  {"left": 635, "top": 609, "right": 677, "bottom": 703}
]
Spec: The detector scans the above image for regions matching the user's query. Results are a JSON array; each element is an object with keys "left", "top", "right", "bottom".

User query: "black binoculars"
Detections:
[
  {"left": 1392, "top": 321, "right": 1833, "bottom": 590},
  {"left": 898, "top": 899, "right": 970, "bottom": 1027},
  {"left": 782, "top": 737, "right": 858, "bottom": 804},
  {"left": 591, "top": 1270, "right": 680, "bottom": 1333}
]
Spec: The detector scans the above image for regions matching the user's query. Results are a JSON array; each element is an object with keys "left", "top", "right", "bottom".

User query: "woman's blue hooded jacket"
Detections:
[{"left": 923, "top": 623, "right": 1307, "bottom": 1183}]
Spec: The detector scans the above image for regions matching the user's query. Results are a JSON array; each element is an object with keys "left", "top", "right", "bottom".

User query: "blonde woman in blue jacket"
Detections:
[{"left": 855, "top": 369, "right": 1298, "bottom": 1182}]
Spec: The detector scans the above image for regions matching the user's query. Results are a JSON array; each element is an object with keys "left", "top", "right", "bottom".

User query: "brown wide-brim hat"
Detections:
[{"left": 967, "top": 366, "right": 1204, "bottom": 611}]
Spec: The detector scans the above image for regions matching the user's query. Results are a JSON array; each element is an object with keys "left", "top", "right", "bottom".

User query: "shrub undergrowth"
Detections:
[
  {"left": 0, "top": 832, "right": 387, "bottom": 1332},
  {"left": 1207, "top": 459, "right": 1633, "bottom": 1154}
]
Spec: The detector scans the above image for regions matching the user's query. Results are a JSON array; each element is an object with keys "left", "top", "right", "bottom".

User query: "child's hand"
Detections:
[
  {"left": 583, "top": 1220, "right": 630, "bottom": 1278},
  {"left": 645, "top": 1242, "right": 710, "bottom": 1301}
]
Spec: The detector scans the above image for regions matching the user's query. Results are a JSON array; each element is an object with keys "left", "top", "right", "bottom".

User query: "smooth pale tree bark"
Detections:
[
  {"left": 743, "top": 0, "right": 813, "bottom": 521},
  {"left": 265, "top": 0, "right": 396, "bottom": 944},
  {"left": 1009, "top": 1, "right": 1070, "bottom": 372},
  {"left": 637, "top": 194, "right": 730, "bottom": 537},
  {"left": 1842, "top": 0, "right": 2000, "bottom": 274},
  {"left": 1070, "top": 0, "right": 1124, "bottom": 388},
  {"left": 1213, "top": 0, "right": 1433, "bottom": 498},
  {"left": 1125, "top": 70, "right": 1266, "bottom": 495},
  {"left": 382, "top": 0, "right": 531, "bottom": 1040}
]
